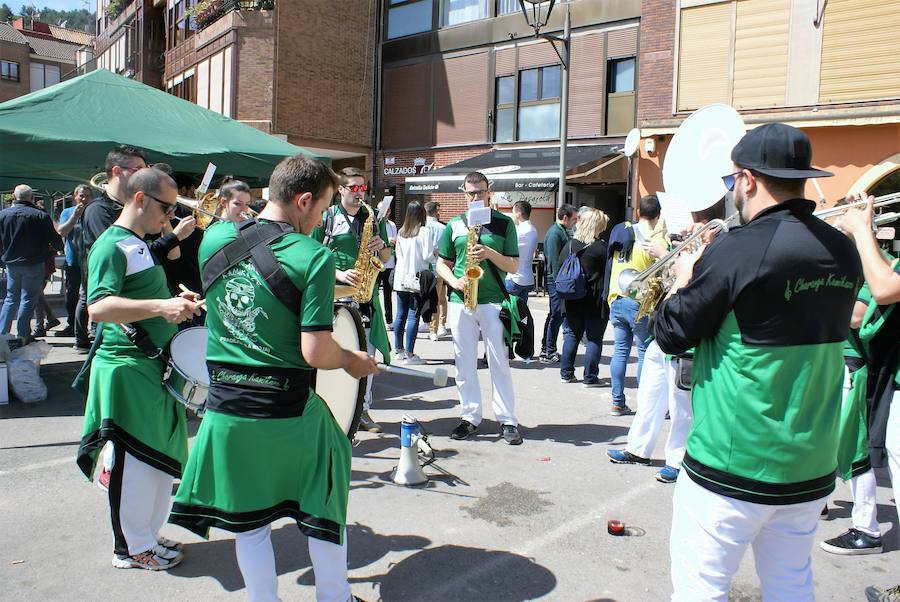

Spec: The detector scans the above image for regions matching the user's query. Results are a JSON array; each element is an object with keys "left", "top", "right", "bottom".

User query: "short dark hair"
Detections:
[
  {"left": 152, "top": 162, "right": 174, "bottom": 176},
  {"left": 751, "top": 171, "right": 806, "bottom": 199},
  {"left": 513, "top": 200, "right": 532, "bottom": 219},
  {"left": 424, "top": 201, "right": 440, "bottom": 216},
  {"left": 690, "top": 197, "right": 726, "bottom": 224},
  {"left": 218, "top": 178, "right": 251, "bottom": 202},
  {"left": 270, "top": 155, "right": 339, "bottom": 205},
  {"left": 338, "top": 167, "right": 366, "bottom": 187},
  {"left": 73, "top": 184, "right": 91, "bottom": 197},
  {"left": 105, "top": 145, "right": 148, "bottom": 177},
  {"left": 126, "top": 167, "right": 176, "bottom": 203},
  {"left": 557, "top": 203, "right": 575, "bottom": 220},
  {"left": 639, "top": 194, "right": 661, "bottom": 220},
  {"left": 463, "top": 171, "right": 489, "bottom": 188}
]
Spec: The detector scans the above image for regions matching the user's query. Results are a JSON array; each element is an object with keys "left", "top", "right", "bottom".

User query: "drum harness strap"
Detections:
[{"left": 202, "top": 219, "right": 302, "bottom": 316}]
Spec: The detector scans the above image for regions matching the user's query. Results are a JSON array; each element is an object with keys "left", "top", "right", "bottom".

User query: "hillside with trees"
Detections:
[{"left": 1, "top": 4, "right": 95, "bottom": 33}]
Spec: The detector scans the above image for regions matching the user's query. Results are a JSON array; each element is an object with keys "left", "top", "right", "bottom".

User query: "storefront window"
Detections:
[{"left": 497, "top": 0, "right": 520, "bottom": 15}]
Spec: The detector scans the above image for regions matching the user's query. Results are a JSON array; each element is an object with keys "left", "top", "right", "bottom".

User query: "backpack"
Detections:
[{"left": 555, "top": 240, "right": 587, "bottom": 300}]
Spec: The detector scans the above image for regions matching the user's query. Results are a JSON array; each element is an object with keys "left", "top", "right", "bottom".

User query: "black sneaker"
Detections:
[
  {"left": 540, "top": 352, "right": 560, "bottom": 364},
  {"left": 560, "top": 375, "right": 577, "bottom": 383},
  {"left": 54, "top": 325, "right": 75, "bottom": 337},
  {"left": 606, "top": 449, "right": 651, "bottom": 465},
  {"left": 450, "top": 420, "right": 477, "bottom": 440},
  {"left": 610, "top": 404, "right": 635, "bottom": 417},
  {"left": 866, "top": 584, "right": 900, "bottom": 602},
  {"left": 820, "top": 528, "right": 883, "bottom": 555},
  {"left": 501, "top": 424, "right": 523, "bottom": 445},
  {"left": 31, "top": 327, "right": 47, "bottom": 337}
]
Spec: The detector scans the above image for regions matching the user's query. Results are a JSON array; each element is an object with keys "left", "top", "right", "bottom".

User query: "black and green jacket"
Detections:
[{"left": 655, "top": 199, "right": 862, "bottom": 505}]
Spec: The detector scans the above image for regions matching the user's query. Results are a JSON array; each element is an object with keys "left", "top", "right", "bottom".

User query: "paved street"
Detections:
[{"left": 1, "top": 296, "right": 896, "bottom": 601}]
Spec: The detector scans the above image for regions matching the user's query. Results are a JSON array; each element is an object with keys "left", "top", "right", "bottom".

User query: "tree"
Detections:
[{"left": 0, "top": 4, "right": 13, "bottom": 21}]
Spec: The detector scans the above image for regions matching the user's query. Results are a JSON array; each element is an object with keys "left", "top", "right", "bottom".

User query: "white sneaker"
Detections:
[
  {"left": 404, "top": 354, "right": 425, "bottom": 365},
  {"left": 428, "top": 332, "right": 438, "bottom": 342},
  {"left": 391, "top": 350, "right": 408, "bottom": 362},
  {"left": 112, "top": 545, "right": 183, "bottom": 570},
  {"left": 436, "top": 326, "right": 448, "bottom": 337}
]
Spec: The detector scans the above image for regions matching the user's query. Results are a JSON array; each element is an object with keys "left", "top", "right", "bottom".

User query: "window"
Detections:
[
  {"left": 442, "top": 0, "right": 488, "bottom": 26},
  {"left": 494, "top": 65, "right": 562, "bottom": 142},
  {"left": 497, "top": 0, "right": 520, "bottom": 15},
  {"left": 494, "top": 75, "right": 515, "bottom": 142},
  {"left": 196, "top": 47, "right": 233, "bottom": 117},
  {"left": 1, "top": 61, "right": 19, "bottom": 82},
  {"left": 387, "top": 0, "right": 432, "bottom": 39},
  {"left": 168, "top": 70, "right": 196, "bottom": 103},
  {"left": 167, "top": 0, "right": 197, "bottom": 49},
  {"left": 607, "top": 57, "right": 635, "bottom": 93},
  {"left": 30, "top": 63, "right": 60, "bottom": 92}
]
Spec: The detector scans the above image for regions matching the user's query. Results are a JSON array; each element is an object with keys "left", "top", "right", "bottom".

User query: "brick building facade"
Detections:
[{"left": 375, "top": 0, "right": 641, "bottom": 238}]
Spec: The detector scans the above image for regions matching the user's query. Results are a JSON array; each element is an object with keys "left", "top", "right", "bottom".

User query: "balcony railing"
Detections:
[{"left": 190, "top": 0, "right": 274, "bottom": 32}]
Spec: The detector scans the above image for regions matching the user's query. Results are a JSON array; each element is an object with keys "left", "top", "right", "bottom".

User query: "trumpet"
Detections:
[
  {"left": 619, "top": 215, "right": 736, "bottom": 321},
  {"left": 813, "top": 192, "right": 900, "bottom": 225}
]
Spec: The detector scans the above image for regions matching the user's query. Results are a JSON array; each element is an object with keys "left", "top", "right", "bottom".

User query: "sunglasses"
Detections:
[
  {"left": 721, "top": 171, "right": 745, "bottom": 192},
  {"left": 145, "top": 193, "right": 177, "bottom": 216},
  {"left": 344, "top": 184, "right": 368, "bottom": 193}
]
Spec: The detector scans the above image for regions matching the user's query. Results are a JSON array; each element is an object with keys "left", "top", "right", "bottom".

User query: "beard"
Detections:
[{"left": 733, "top": 188, "right": 748, "bottom": 225}]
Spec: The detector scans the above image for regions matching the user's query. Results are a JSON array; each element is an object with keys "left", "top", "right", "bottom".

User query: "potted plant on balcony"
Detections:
[
  {"left": 106, "top": 0, "right": 126, "bottom": 19},
  {"left": 188, "top": 0, "right": 227, "bottom": 31}
]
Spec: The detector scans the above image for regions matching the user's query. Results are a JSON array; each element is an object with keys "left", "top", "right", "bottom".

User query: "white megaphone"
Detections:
[{"left": 392, "top": 414, "right": 428, "bottom": 486}]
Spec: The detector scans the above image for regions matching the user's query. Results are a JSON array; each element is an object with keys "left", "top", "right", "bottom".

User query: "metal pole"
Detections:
[{"left": 556, "top": 4, "right": 571, "bottom": 213}]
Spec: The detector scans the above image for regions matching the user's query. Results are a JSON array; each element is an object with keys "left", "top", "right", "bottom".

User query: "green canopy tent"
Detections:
[{"left": 0, "top": 69, "right": 326, "bottom": 193}]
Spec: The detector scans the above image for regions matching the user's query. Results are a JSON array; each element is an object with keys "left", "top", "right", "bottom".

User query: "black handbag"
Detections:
[{"left": 674, "top": 352, "right": 694, "bottom": 391}]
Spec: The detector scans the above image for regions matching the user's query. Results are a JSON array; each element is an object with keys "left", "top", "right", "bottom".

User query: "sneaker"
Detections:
[
  {"left": 582, "top": 379, "right": 602, "bottom": 388},
  {"left": 610, "top": 405, "right": 635, "bottom": 417},
  {"left": 820, "top": 504, "right": 829, "bottom": 519},
  {"left": 477, "top": 356, "right": 488, "bottom": 369},
  {"left": 560, "top": 375, "right": 577, "bottom": 383},
  {"left": 820, "top": 529, "right": 883, "bottom": 555},
  {"left": 45, "top": 318, "right": 61, "bottom": 330},
  {"left": 54, "top": 325, "right": 75, "bottom": 337},
  {"left": 31, "top": 327, "right": 47, "bottom": 337},
  {"left": 74, "top": 341, "right": 92, "bottom": 353},
  {"left": 391, "top": 350, "right": 408, "bottom": 362},
  {"left": 157, "top": 536, "right": 183, "bottom": 553},
  {"left": 656, "top": 465, "right": 680, "bottom": 483},
  {"left": 436, "top": 325, "right": 448, "bottom": 338},
  {"left": 539, "top": 352, "right": 560, "bottom": 364},
  {"left": 97, "top": 468, "right": 111, "bottom": 492},
  {"left": 404, "top": 354, "right": 425, "bottom": 365},
  {"left": 606, "top": 449, "right": 651, "bottom": 465},
  {"left": 501, "top": 424, "right": 523, "bottom": 445},
  {"left": 429, "top": 332, "right": 439, "bottom": 341},
  {"left": 112, "top": 546, "right": 183, "bottom": 570},
  {"left": 450, "top": 420, "right": 477, "bottom": 440},
  {"left": 358, "top": 411, "right": 383, "bottom": 434},
  {"left": 866, "top": 585, "right": 900, "bottom": 602}
]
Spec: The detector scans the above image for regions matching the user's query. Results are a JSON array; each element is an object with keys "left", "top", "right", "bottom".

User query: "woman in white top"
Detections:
[{"left": 391, "top": 202, "right": 433, "bottom": 364}]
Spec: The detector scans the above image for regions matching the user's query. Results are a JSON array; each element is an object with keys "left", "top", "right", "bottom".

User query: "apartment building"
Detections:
[
  {"left": 637, "top": 0, "right": 900, "bottom": 217},
  {"left": 377, "top": 0, "right": 641, "bottom": 235}
]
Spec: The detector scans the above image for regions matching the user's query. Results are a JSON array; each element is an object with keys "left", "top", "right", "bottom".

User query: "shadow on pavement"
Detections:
[
  {"left": 374, "top": 396, "right": 457, "bottom": 412},
  {"left": 170, "top": 523, "right": 431, "bottom": 594},
  {"left": 525, "top": 423, "right": 629, "bottom": 447},
  {"left": 361, "top": 544, "right": 557, "bottom": 601}
]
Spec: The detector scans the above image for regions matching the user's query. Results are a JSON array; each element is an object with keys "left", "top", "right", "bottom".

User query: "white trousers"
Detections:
[
  {"left": 846, "top": 469, "right": 880, "bottom": 536},
  {"left": 363, "top": 330, "right": 375, "bottom": 410},
  {"left": 670, "top": 472, "right": 824, "bottom": 602},
  {"left": 108, "top": 446, "right": 174, "bottom": 556},
  {"left": 626, "top": 341, "right": 693, "bottom": 468},
  {"left": 446, "top": 303, "right": 516, "bottom": 426},
  {"left": 234, "top": 525, "right": 351, "bottom": 602}
]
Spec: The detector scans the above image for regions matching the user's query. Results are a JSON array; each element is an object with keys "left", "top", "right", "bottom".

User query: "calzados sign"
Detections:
[{"left": 383, "top": 157, "right": 433, "bottom": 177}]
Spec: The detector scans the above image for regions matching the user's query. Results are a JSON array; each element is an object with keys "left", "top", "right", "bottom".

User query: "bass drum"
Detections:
[{"left": 313, "top": 304, "right": 367, "bottom": 440}]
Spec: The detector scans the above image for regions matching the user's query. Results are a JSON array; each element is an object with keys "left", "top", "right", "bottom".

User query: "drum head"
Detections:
[
  {"left": 169, "top": 327, "right": 209, "bottom": 386},
  {"left": 314, "top": 305, "right": 367, "bottom": 439}
]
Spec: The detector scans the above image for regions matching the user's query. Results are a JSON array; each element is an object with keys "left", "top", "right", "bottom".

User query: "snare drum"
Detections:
[
  {"left": 314, "top": 304, "right": 367, "bottom": 439},
  {"left": 164, "top": 326, "right": 210, "bottom": 415}
]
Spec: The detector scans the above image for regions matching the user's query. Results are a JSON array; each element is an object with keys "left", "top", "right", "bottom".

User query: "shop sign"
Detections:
[
  {"left": 492, "top": 191, "right": 555, "bottom": 209},
  {"left": 384, "top": 157, "right": 433, "bottom": 177}
]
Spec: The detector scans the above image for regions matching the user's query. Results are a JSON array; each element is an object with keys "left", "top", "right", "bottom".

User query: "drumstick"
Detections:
[
  {"left": 178, "top": 283, "right": 206, "bottom": 309},
  {"left": 377, "top": 363, "right": 450, "bottom": 387}
]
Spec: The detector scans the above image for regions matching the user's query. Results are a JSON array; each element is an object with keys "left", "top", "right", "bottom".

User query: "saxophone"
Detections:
[
  {"left": 463, "top": 226, "right": 483, "bottom": 311},
  {"left": 350, "top": 201, "right": 386, "bottom": 304}
]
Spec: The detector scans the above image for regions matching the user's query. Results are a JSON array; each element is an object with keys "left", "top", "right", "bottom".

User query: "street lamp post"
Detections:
[{"left": 518, "top": 0, "right": 571, "bottom": 213}]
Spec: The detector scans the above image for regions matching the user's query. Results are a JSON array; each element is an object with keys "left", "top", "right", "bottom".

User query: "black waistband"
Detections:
[
  {"left": 206, "top": 362, "right": 312, "bottom": 419},
  {"left": 843, "top": 356, "right": 865, "bottom": 373}
]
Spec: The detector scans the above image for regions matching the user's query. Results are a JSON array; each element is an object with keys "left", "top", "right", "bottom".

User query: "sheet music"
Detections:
[
  {"left": 377, "top": 196, "right": 393, "bottom": 221},
  {"left": 657, "top": 191, "right": 694, "bottom": 236},
  {"left": 197, "top": 163, "right": 216, "bottom": 194}
]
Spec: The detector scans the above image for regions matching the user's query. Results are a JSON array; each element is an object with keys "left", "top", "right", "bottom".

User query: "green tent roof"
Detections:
[{"left": 0, "top": 69, "right": 327, "bottom": 192}]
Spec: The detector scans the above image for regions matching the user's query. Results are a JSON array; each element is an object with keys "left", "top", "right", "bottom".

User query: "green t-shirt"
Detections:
[
  {"left": 437, "top": 209, "right": 519, "bottom": 305},
  {"left": 310, "top": 203, "right": 390, "bottom": 272},
  {"left": 88, "top": 225, "right": 177, "bottom": 354},
  {"left": 842, "top": 284, "right": 873, "bottom": 360},
  {"left": 199, "top": 220, "right": 336, "bottom": 370}
]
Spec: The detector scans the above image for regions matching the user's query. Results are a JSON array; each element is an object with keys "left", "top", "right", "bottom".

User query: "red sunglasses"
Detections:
[{"left": 344, "top": 184, "right": 368, "bottom": 193}]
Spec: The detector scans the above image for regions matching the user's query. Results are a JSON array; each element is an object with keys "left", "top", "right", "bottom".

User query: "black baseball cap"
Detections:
[{"left": 731, "top": 123, "right": 833, "bottom": 179}]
